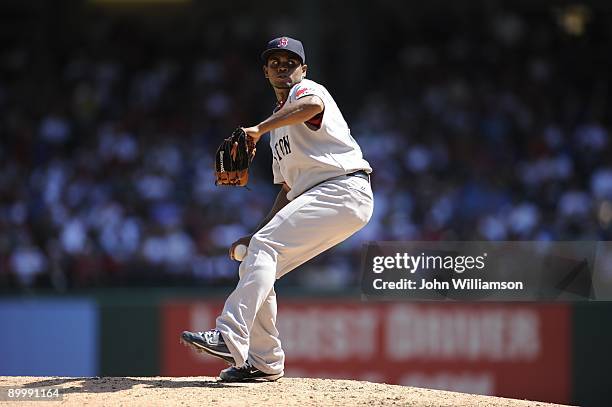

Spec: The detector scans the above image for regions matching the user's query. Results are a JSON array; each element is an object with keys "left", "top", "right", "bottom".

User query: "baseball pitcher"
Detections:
[{"left": 182, "top": 36, "right": 374, "bottom": 382}]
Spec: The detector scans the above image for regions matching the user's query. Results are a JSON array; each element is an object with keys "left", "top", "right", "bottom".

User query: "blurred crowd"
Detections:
[{"left": 1, "top": 2, "right": 611, "bottom": 291}]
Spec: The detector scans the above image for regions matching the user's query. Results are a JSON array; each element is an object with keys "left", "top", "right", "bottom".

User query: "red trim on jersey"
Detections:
[
  {"left": 305, "top": 111, "right": 324, "bottom": 130},
  {"left": 296, "top": 88, "right": 311, "bottom": 98}
]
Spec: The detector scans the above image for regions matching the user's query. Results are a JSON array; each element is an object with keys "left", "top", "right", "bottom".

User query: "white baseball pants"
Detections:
[{"left": 216, "top": 175, "right": 374, "bottom": 374}]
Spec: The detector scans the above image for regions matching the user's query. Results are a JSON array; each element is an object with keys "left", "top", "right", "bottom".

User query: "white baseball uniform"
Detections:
[{"left": 216, "top": 78, "right": 374, "bottom": 374}]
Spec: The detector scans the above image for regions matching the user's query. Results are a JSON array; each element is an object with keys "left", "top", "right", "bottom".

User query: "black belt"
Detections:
[{"left": 347, "top": 170, "right": 370, "bottom": 182}]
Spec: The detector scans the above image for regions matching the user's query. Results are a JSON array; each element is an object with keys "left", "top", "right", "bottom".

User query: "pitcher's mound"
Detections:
[{"left": 0, "top": 376, "right": 572, "bottom": 406}]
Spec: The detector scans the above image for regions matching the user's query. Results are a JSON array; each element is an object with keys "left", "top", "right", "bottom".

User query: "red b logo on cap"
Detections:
[{"left": 279, "top": 37, "right": 289, "bottom": 47}]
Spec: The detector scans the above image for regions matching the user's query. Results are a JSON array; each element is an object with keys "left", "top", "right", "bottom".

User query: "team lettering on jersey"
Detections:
[{"left": 273, "top": 135, "right": 292, "bottom": 161}]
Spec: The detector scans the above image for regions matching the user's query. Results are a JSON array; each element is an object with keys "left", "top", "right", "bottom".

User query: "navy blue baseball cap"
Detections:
[{"left": 261, "top": 36, "right": 306, "bottom": 64}]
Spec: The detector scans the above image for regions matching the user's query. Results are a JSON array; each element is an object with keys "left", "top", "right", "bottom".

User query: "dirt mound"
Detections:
[{"left": 0, "top": 376, "right": 572, "bottom": 406}]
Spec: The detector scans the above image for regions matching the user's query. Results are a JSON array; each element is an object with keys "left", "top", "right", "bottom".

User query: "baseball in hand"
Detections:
[{"left": 233, "top": 244, "right": 248, "bottom": 261}]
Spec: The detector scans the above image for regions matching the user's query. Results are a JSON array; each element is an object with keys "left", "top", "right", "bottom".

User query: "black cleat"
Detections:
[
  {"left": 180, "top": 329, "right": 235, "bottom": 365},
  {"left": 219, "top": 362, "right": 283, "bottom": 382}
]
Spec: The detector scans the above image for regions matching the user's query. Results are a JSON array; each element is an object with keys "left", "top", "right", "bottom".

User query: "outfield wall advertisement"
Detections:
[{"left": 161, "top": 301, "right": 570, "bottom": 404}]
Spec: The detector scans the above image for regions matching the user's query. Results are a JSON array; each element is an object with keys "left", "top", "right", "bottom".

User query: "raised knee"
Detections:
[
  {"left": 249, "top": 234, "right": 276, "bottom": 255},
  {"left": 248, "top": 234, "right": 264, "bottom": 253},
  {"left": 238, "top": 235, "right": 279, "bottom": 275}
]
